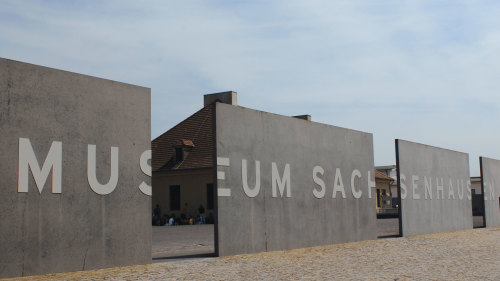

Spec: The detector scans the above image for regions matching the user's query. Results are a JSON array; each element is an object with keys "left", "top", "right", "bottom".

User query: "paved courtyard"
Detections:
[
  {"left": 151, "top": 218, "right": 402, "bottom": 259},
  {"left": 5, "top": 226, "right": 500, "bottom": 280},
  {"left": 152, "top": 225, "right": 215, "bottom": 259},
  {"left": 375, "top": 216, "right": 487, "bottom": 237},
  {"left": 376, "top": 218, "right": 400, "bottom": 237}
]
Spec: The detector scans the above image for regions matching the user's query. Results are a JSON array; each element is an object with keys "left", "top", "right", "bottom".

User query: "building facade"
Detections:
[{"left": 152, "top": 103, "right": 215, "bottom": 224}]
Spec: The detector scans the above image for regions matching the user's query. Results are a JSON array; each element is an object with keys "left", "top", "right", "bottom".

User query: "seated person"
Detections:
[{"left": 167, "top": 215, "right": 175, "bottom": 226}]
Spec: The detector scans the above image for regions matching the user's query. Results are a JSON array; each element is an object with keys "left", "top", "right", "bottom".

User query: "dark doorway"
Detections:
[
  {"left": 472, "top": 193, "right": 485, "bottom": 228},
  {"left": 374, "top": 165, "right": 401, "bottom": 238},
  {"left": 169, "top": 185, "right": 181, "bottom": 211},
  {"left": 207, "top": 184, "right": 214, "bottom": 210}
]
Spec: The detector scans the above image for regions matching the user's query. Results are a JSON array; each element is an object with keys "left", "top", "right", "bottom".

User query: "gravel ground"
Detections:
[{"left": 5, "top": 226, "right": 500, "bottom": 281}]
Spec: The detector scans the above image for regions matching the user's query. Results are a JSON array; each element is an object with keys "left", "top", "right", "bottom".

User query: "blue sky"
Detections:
[{"left": 1, "top": 0, "right": 499, "bottom": 175}]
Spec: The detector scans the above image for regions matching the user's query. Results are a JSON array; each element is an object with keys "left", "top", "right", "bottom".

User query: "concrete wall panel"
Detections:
[
  {"left": 396, "top": 139, "right": 472, "bottom": 236},
  {"left": 0, "top": 58, "right": 151, "bottom": 278},
  {"left": 480, "top": 157, "right": 500, "bottom": 227},
  {"left": 215, "top": 103, "right": 377, "bottom": 256}
]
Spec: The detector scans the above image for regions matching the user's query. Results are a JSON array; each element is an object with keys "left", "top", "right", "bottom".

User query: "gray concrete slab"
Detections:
[
  {"left": 0, "top": 58, "right": 151, "bottom": 278},
  {"left": 215, "top": 103, "right": 377, "bottom": 256},
  {"left": 396, "top": 139, "right": 473, "bottom": 236},
  {"left": 480, "top": 157, "right": 500, "bottom": 227}
]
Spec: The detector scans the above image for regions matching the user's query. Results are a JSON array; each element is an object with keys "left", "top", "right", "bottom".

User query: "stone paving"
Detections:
[
  {"left": 375, "top": 216, "right": 485, "bottom": 237},
  {"left": 4, "top": 226, "right": 500, "bottom": 280},
  {"left": 152, "top": 225, "right": 214, "bottom": 259},
  {"left": 376, "top": 218, "right": 400, "bottom": 237},
  {"left": 152, "top": 218, "right": 403, "bottom": 259}
]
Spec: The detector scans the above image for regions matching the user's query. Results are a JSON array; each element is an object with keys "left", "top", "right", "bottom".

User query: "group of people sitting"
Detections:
[{"left": 152, "top": 203, "right": 214, "bottom": 226}]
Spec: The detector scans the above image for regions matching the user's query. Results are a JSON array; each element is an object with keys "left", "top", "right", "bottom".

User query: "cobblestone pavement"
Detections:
[{"left": 5, "top": 227, "right": 500, "bottom": 281}]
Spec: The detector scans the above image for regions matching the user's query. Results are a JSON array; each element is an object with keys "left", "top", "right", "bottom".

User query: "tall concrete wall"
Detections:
[
  {"left": 396, "top": 139, "right": 472, "bottom": 236},
  {"left": 215, "top": 103, "right": 377, "bottom": 256},
  {"left": 0, "top": 58, "right": 151, "bottom": 278},
  {"left": 480, "top": 157, "right": 500, "bottom": 227}
]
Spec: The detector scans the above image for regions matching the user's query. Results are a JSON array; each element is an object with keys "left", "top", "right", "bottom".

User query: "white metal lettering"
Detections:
[
  {"left": 272, "top": 162, "right": 291, "bottom": 198},
  {"left": 139, "top": 150, "right": 152, "bottom": 196},
  {"left": 242, "top": 159, "right": 261, "bottom": 198},
  {"left": 436, "top": 177, "right": 444, "bottom": 200},
  {"left": 332, "top": 168, "right": 346, "bottom": 199},
  {"left": 412, "top": 175, "right": 420, "bottom": 200},
  {"left": 367, "top": 171, "right": 375, "bottom": 199},
  {"left": 18, "top": 138, "right": 62, "bottom": 194},
  {"left": 400, "top": 174, "right": 407, "bottom": 200},
  {"left": 458, "top": 179, "right": 464, "bottom": 200},
  {"left": 87, "top": 145, "right": 119, "bottom": 195},
  {"left": 217, "top": 157, "right": 231, "bottom": 197},
  {"left": 447, "top": 179, "right": 455, "bottom": 199},
  {"left": 312, "top": 166, "right": 325, "bottom": 199},
  {"left": 424, "top": 176, "right": 432, "bottom": 200},
  {"left": 351, "top": 169, "right": 362, "bottom": 199}
]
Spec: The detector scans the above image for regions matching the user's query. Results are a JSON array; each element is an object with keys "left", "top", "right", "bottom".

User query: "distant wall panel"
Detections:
[
  {"left": 480, "top": 157, "right": 500, "bottom": 227},
  {"left": 396, "top": 139, "right": 472, "bottom": 236}
]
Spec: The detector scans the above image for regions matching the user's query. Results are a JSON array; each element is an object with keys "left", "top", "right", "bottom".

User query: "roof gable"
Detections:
[
  {"left": 375, "top": 169, "right": 394, "bottom": 181},
  {"left": 152, "top": 104, "right": 214, "bottom": 172}
]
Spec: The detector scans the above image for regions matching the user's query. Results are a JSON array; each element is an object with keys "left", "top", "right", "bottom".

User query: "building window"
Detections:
[
  {"left": 175, "top": 147, "right": 184, "bottom": 162},
  {"left": 170, "top": 185, "right": 180, "bottom": 211},
  {"left": 207, "top": 183, "right": 214, "bottom": 210}
]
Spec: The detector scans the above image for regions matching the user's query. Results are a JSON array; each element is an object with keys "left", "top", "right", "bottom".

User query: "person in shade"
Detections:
[
  {"left": 198, "top": 204, "right": 206, "bottom": 224},
  {"left": 180, "top": 202, "right": 189, "bottom": 223}
]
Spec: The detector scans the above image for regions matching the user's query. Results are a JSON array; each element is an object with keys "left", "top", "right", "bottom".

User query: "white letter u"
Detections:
[
  {"left": 87, "top": 144, "right": 119, "bottom": 195},
  {"left": 242, "top": 159, "right": 260, "bottom": 197}
]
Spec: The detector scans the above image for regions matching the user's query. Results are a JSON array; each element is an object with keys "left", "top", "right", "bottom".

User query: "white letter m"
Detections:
[
  {"left": 272, "top": 162, "right": 291, "bottom": 198},
  {"left": 18, "top": 138, "right": 62, "bottom": 194}
]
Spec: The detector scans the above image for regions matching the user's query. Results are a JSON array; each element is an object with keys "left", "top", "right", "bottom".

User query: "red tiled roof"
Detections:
[
  {"left": 375, "top": 169, "right": 394, "bottom": 181},
  {"left": 152, "top": 104, "right": 214, "bottom": 172}
]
